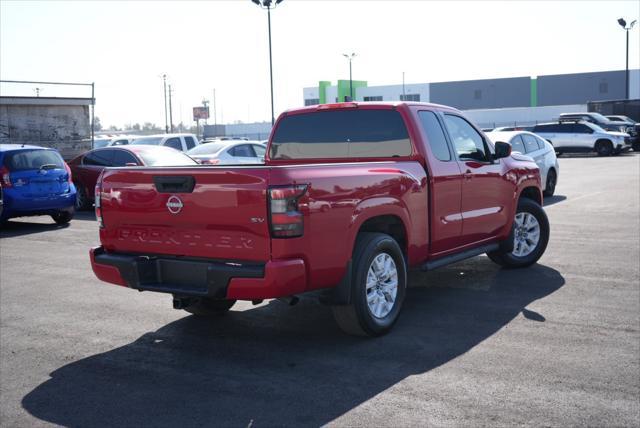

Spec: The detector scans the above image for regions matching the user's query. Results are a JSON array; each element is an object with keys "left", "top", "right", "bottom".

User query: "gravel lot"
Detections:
[{"left": 1, "top": 153, "right": 639, "bottom": 427}]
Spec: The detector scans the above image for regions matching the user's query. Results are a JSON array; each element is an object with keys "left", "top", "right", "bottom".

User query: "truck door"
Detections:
[
  {"left": 442, "top": 113, "right": 512, "bottom": 246},
  {"left": 416, "top": 110, "right": 464, "bottom": 254}
]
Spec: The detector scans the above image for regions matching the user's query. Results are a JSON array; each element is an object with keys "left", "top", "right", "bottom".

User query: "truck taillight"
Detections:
[
  {"left": 0, "top": 166, "right": 12, "bottom": 188},
  {"left": 95, "top": 181, "right": 103, "bottom": 228},
  {"left": 269, "top": 185, "right": 307, "bottom": 238}
]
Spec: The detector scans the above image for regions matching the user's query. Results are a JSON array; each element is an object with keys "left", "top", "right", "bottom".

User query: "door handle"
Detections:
[{"left": 463, "top": 170, "right": 473, "bottom": 180}]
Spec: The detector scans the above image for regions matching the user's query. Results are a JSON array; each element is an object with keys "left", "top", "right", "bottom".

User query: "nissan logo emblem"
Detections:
[{"left": 166, "top": 195, "right": 183, "bottom": 214}]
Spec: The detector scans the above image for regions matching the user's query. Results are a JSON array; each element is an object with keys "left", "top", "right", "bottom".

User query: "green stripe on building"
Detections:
[{"left": 530, "top": 78, "right": 537, "bottom": 107}]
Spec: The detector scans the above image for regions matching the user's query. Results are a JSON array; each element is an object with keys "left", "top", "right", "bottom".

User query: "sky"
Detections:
[{"left": 1, "top": 0, "right": 639, "bottom": 128}]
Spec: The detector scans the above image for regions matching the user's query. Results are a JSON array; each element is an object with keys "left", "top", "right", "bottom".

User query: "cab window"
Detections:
[
  {"left": 444, "top": 114, "right": 490, "bottom": 162},
  {"left": 418, "top": 111, "right": 451, "bottom": 161}
]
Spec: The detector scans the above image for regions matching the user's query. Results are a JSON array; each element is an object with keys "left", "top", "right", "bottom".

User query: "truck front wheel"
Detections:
[
  {"left": 487, "top": 198, "right": 549, "bottom": 268},
  {"left": 332, "top": 232, "right": 407, "bottom": 337},
  {"left": 183, "top": 298, "right": 236, "bottom": 316}
]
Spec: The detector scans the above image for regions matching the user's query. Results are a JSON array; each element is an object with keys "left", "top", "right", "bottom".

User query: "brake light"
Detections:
[
  {"left": 64, "top": 162, "right": 73, "bottom": 184},
  {"left": 201, "top": 158, "right": 220, "bottom": 165},
  {"left": 0, "top": 166, "right": 11, "bottom": 188},
  {"left": 95, "top": 180, "right": 103, "bottom": 228},
  {"left": 317, "top": 102, "right": 358, "bottom": 110},
  {"left": 269, "top": 185, "right": 307, "bottom": 238}
]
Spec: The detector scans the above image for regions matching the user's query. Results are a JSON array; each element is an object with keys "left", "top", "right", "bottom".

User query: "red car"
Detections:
[
  {"left": 68, "top": 145, "right": 196, "bottom": 210},
  {"left": 90, "top": 102, "right": 549, "bottom": 336}
]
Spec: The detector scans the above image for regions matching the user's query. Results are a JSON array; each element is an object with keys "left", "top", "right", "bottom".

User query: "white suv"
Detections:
[
  {"left": 532, "top": 121, "right": 630, "bottom": 156},
  {"left": 130, "top": 133, "right": 199, "bottom": 152}
]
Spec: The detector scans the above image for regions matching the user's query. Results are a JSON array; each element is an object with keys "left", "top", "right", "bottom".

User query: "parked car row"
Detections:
[{"left": 484, "top": 111, "right": 637, "bottom": 156}]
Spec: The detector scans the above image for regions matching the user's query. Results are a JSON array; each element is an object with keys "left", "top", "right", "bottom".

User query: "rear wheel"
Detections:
[
  {"left": 595, "top": 140, "right": 613, "bottom": 156},
  {"left": 51, "top": 210, "right": 74, "bottom": 225},
  {"left": 543, "top": 169, "right": 557, "bottom": 197},
  {"left": 183, "top": 298, "right": 236, "bottom": 316},
  {"left": 331, "top": 232, "right": 407, "bottom": 337},
  {"left": 75, "top": 184, "right": 90, "bottom": 210},
  {"left": 487, "top": 198, "right": 549, "bottom": 268}
]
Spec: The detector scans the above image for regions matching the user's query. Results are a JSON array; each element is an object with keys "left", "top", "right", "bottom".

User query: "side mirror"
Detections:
[{"left": 494, "top": 141, "right": 511, "bottom": 159}]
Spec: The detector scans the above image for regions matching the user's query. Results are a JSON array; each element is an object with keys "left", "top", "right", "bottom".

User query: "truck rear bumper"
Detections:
[{"left": 90, "top": 247, "right": 306, "bottom": 300}]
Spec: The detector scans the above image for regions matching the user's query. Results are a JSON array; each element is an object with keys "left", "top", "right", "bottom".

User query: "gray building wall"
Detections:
[
  {"left": 537, "top": 70, "right": 626, "bottom": 106},
  {"left": 426, "top": 77, "right": 531, "bottom": 110},
  {"left": 0, "top": 97, "right": 92, "bottom": 159}
]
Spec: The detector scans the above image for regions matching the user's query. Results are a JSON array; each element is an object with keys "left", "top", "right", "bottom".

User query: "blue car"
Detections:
[{"left": 0, "top": 144, "right": 76, "bottom": 226}]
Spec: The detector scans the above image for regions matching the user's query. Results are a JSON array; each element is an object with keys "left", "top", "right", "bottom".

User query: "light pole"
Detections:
[
  {"left": 617, "top": 18, "right": 637, "bottom": 99},
  {"left": 342, "top": 53, "right": 356, "bottom": 101},
  {"left": 168, "top": 84, "right": 174, "bottom": 133},
  {"left": 162, "top": 74, "right": 168, "bottom": 133},
  {"left": 251, "top": 0, "right": 284, "bottom": 126}
]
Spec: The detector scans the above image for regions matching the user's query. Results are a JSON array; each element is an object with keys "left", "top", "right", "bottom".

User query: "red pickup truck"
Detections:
[{"left": 90, "top": 102, "right": 549, "bottom": 336}]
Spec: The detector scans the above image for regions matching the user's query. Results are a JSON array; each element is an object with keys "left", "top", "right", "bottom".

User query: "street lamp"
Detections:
[
  {"left": 617, "top": 18, "right": 637, "bottom": 99},
  {"left": 342, "top": 53, "right": 356, "bottom": 101},
  {"left": 251, "top": 0, "right": 284, "bottom": 126}
]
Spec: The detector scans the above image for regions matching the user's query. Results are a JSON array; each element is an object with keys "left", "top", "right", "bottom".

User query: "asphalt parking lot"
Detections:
[{"left": 1, "top": 153, "right": 639, "bottom": 427}]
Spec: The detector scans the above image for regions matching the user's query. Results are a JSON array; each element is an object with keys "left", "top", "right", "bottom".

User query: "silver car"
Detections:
[
  {"left": 486, "top": 131, "right": 560, "bottom": 196},
  {"left": 186, "top": 141, "right": 266, "bottom": 165}
]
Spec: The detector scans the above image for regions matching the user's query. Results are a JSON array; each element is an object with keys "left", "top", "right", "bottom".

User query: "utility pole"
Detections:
[
  {"left": 168, "top": 84, "right": 174, "bottom": 133},
  {"left": 213, "top": 88, "right": 217, "bottom": 128},
  {"left": 402, "top": 72, "right": 406, "bottom": 100},
  {"left": 162, "top": 74, "right": 168, "bottom": 133}
]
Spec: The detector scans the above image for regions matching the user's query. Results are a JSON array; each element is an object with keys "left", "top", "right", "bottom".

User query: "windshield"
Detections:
[
  {"left": 588, "top": 113, "right": 610, "bottom": 123},
  {"left": 93, "top": 139, "right": 112, "bottom": 148},
  {"left": 4, "top": 149, "right": 65, "bottom": 171},
  {"left": 131, "top": 137, "right": 163, "bottom": 146},
  {"left": 136, "top": 148, "right": 197, "bottom": 166},
  {"left": 187, "top": 143, "right": 225, "bottom": 155}
]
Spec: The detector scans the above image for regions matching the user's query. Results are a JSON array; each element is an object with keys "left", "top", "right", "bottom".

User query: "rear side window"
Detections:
[
  {"left": 184, "top": 136, "right": 196, "bottom": 150},
  {"left": 164, "top": 138, "right": 182, "bottom": 151},
  {"left": 83, "top": 150, "right": 114, "bottom": 166},
  {"left": 509, "top": 135, "right": 526, "bottom": 154},
  {"left": 229, "top": 144, "right": 255, "bottom": 157},
  {"left": 417, "top": 111, "right": 451, "bottom": 161},
  {"left": 270, "top": 109, "right": 412, "bottom": 159},
  {"left": 252, "top": 144, "right": 266, "bottom": 157},
  {"left": 533, "top": 124, "right": 557, "bottom": 133},
  {"left": 112, "top": 150, "right": 138, "bottom": 167},
  {"left": 522, "top": 134, "right": 539, "bottom": 153},
  {"left": 4, "top": 149, "right": 64, "bottom": 171}
]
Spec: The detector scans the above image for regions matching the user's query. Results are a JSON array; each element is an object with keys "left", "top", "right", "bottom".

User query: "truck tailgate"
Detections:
[{"left": 98, "top": 167, "right": 270, "bottom": 262}]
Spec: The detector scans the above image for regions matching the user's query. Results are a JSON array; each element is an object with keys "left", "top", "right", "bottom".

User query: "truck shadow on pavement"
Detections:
[{"left": 22, "top": 261, "right": 564, "bottom": 427}]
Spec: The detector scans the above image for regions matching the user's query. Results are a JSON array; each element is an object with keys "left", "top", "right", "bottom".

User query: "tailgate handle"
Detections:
[{"left": 153, "top": 176, "right": 195, "bottom": 193}]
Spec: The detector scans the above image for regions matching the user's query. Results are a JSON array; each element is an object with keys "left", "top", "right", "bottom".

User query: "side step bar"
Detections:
[{"left": 421, "top": 243, "right": 499, "bottom": 271}]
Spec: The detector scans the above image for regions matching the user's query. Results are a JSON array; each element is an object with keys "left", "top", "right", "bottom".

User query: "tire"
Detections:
[
  {"left": 487, "top": 198, "right": 549, "bottom": 268},
  {"left": 595, "top": 140, "right": 613, "bottom": 157},
  {"left": 183, "top": 298, "right": 236, "bottom": 316},
  {"left": 51, "top": 210, "right": 74, "bottom": 225},
  {"left": 543, "top": 169, "right": 556, "bottom": 197},
  {"left": 331, "top": 232, "right": 407, "bottom": 337},
  {"left": 75, "top": 184, "right": 90, "bottom": 211}
]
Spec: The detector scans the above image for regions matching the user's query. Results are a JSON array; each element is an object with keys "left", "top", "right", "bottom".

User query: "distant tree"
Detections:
[
  {"left": 107, "top": 125, "right": 120, "bottom": 131},
  {"left": 93, "top": 116, "right": 102, "bottom": 131},
  {"left": 132, "top": 123, "right": 141, "bottom": 131}
]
